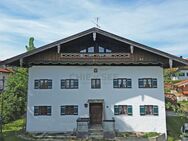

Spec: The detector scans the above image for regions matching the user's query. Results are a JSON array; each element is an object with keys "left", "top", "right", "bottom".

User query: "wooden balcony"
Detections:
[{"left": 60, "top": 53, "right": 130, "bottom": 59}]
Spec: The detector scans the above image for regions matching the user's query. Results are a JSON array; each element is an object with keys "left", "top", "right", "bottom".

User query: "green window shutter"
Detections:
[
  {"left": 48, "top": 80, "right": 52, "bottom": 89},
  {"left": 140, "top": 105, "right": 145, "bottom": 115},
  {"left": 61, "top": 80, "right": 66, "bottom": 89},
  {"left": 74, "top": 105, "right": 78, "bottom": 115},
  {"left": 113, "top": 79, "right": 118, "bottom": 88},
  {"left": 127, "top": 79, "right": 132, "bottom": 88},
  {"left": 139, "top": 79, "right": 144, "bottom": 88},
  {"left": 127, "top": 105, "right": 133, "bottom": 115},
  {"left": 152, "top": 79, "right": 157, "bottom": 88},
  {"left": 153, "top": 106, "right": 159, "bottom": 115},
  {"left": 34, "top": 80, "right": 39, "bottom": 89},
  {"left": 34, "top": 106, "right": 39, "bottom": 116},
  {"left": 47, "top": 106, "right": 51, "bottom": 116},
  {"left": 114, "top": 105, "right": 119, "bottom": 115},
  {"left": 61, "top": 106, "right": 65, "bottom": 115},
  {"left": 74, "top": 80, "right": 78, "bottom": 89}
]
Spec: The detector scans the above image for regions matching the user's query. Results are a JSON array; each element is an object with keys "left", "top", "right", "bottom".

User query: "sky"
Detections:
[{"left": 0, "top": 0, "right": 188, "bottom": 60}]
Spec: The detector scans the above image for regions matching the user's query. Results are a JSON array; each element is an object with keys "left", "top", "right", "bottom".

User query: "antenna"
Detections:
[{"left": 92, "top": 17, "right": 101, "bottom": 28}]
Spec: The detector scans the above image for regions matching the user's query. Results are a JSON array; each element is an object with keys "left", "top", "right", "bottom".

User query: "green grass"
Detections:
[
  {"left": 2, "top": 118, "right": 25, "bottom": 133},
  {"left": 167, "top": 116, "right": 188, "bottom": 140}
]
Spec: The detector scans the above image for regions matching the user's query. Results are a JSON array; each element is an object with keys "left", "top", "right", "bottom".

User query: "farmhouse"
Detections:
[{"left": 0, "top": 28, "right": 188, "bottom": 136}]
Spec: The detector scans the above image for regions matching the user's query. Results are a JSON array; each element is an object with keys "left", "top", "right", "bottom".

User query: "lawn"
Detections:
[{"left": 166, "top": 116, "right": 188, "bottom": 140}]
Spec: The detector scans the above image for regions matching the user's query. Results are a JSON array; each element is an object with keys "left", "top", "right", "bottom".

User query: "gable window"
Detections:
[
  {"left": 114, "top": 105, "right": 132, "bottom": 116},
  {"left": 113, "top": 78, "right": 131, "bottom": 88},
  {"left": 88, "top": 47, "right": 94, "bottom": 53},
  {"left": 179, "top": 72, "right": 185, "bottom": 77},
  {"left": 140, "top": 105, "right": 158, "bottom": 116},
  {"left": 34, "top": 79, "right": 52, "bottom": 89},
  {"left": 138, "top": 78, "right": 157, "bottom": 88},
  {"left": 61, "top": 79, "right": 78, "bottom": 89},
  {"left": 34, "top": 106, "right": 51, "bottom": 116},
  {"left": 61, "top": 105, "right": 78, "bottom": 115},
  {"left": 91, "top": 79, "right": 101, "bottom": 89}
]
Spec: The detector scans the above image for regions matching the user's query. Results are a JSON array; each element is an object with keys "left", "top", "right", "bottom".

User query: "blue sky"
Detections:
[{"left": 0, "top": 0, "right": 188, "bottom": 60}]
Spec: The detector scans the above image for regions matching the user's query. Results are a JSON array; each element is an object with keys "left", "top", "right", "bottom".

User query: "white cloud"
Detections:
[{"left": 0, "top": 0, "right": 188, "bottom": 60}]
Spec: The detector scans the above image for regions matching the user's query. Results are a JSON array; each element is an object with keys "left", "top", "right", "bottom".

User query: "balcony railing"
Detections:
[{"left": 60, "top": 53, "right": 130, "bottom": 59}]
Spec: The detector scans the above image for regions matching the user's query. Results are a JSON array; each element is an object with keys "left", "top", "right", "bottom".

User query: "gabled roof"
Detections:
[
  {"left": 0, "top": 27, "right": 188, "bottom": 67},
  {"left": 0, "top": 68, "right": 12, "bottom": 73},
  {"left": 174, "top": 80, "right": 188, "bottom": 87}
]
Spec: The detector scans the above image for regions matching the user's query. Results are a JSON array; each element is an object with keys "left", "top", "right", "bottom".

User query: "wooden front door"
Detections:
[{"left": 89, "top": 103, "right": 103, "bottom": 124}]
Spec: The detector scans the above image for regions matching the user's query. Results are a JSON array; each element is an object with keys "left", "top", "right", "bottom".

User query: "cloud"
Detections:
[{"left": 0, "top": 0, "right": 188, "bottom": 60}]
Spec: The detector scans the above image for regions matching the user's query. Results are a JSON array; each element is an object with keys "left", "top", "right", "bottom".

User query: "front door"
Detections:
[{"left": 89, "top": 103, "right": 103, "bottom": 124}]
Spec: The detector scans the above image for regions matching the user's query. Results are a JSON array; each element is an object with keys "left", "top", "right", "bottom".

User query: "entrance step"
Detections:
[{"left": 89, "top": 124, "right": 103, "bottom": 139}]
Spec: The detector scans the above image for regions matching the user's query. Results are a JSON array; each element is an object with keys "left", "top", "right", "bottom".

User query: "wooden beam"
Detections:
[
  {"left": 169, "top": 59, "right": 173, "bottom": 68},
  {"left": 57, "top": 45, "right": 61, "bottom": 54},
  {"left": 93, "top": 32, "right": 96, "bottom": 41},
  {"left": 130, "top": 45, "right": 134, "bottom": 54},
  {"left": 20, "top": 58, "right": 23, "bottom": 67}
]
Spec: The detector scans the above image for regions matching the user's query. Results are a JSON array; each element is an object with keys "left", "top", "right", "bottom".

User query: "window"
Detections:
[
  {"left": 113, "top": 78, "right": 131, "bottom": 88},
  {"left": 140, "top": 105, "right": 158, "bottom": 116},
  {"left": 106, "top": 49, "right": 112, "bottom": 53},
  {"left": 91, "top": 79, "right": 101, "bottom": 89},
  {"left": 88, "top": 47, "right": 94, "bottom": 53},
  {"left": 179, "top": 72, "right": 185, "bottom": 77},
  {"left": 138, "top": 78, "right": 157, "bottom": 88},
  {"left": 61, "top": 79, "right": 78, "bottom": 89},
  {"left": 61, "top": 105, "right": 78, "bottom": 115},
  {"left": 114, "top": 105, "right": 132, "bottom": 116},
  {"left": 99, "top": 46, "right": 105, "bottom": 53},
  {"left": 34, "top": 106, "right": 51, "bottom": 116},
  {"left": 187, "top": 73, "right": 188, "bottom": 76},
  {"left": 34, "top": 79, "right": 52, "bottom": 89}
]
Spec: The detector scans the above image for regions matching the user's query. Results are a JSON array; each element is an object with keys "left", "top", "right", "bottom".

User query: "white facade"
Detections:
[
  {"left": 172, "top": 69, "right": 188, "bottom": 80},
  {"left": 26, "top": 65, "right": 166, "bottom": 134}
]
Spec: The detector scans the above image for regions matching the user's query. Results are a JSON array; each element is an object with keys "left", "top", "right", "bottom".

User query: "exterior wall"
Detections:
[
  {"left": 26, "top": 65, "right": 166, "bottom": 134},
  {"left": 172, "top": 70, "right": 188, "bottom": 80}
]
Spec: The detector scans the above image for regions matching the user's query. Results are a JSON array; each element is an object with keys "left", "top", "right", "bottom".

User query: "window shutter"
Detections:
[
  {"left": 61, "top": 106, "right": 65, "bottom": 115},
  {"left": 34, "top": 80, "right": 39, "bottom": 89},
  {"left": 48, "top": 80, "right": 52, "bottom": 89},
  {"left": 113, "top": 79, "right": 118, "bottom": 88},
  {"left": 34, "top": 106, "right": 39, "bottom": 116},
  {"left": 152, "top": 79, "right": 157, "bottom": 88},
  {"left": 127, "top": 105, "right": 133, "bottom": 115},
  {"left": 140, "top": 105, "right": 145, "bottom": 115},
  {"left": 74, "top": 105, "right": 78, "bottom": 115},
  {"left": 74, "top": 80, "right": 78, "bottom": 89},
  {"left": 127, "top": 79, "right": 132, "bottom": 88},
  {"left": 47, "top": 106, "right": 51, "bottom": 116},
  {"left": 114, "top": 105, "right": 119, "bottom": 115},
  {"left": 61, "top": 80, "right": 66, "bottom": 89},
  {"left": 139, "top": 79, "right": 144, "bottom": 88},
  {"left": 153, "top": 106, "right": 158, "bottom": 115}
]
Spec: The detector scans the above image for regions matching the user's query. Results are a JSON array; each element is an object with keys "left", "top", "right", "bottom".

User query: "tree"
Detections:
[
  {"left": 25, "top": 37, "right": 36, "bottom": 51},
  {"left": 1, "top": 68, "right": 28, "bottom": 123}
]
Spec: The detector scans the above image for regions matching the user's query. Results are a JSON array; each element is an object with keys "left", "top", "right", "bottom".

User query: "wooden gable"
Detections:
[{"left": 0, "top": 27, "right": 188, "bottom": 68}]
